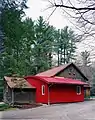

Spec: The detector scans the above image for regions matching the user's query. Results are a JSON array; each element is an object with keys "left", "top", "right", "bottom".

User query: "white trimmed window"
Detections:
[
  {"left": 76, "top": 86, "right": 81, "bottom": 95},
  {"left": 42, "top": 85, "right": 45, "bottom": 95}
]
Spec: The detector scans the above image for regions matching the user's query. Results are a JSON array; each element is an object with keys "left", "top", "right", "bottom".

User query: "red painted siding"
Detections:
[
  {"left": 49, "top": 84, "right": 84, "bottom": 103},
  {"left": 26, "top": 78, "right": 48, "bottom": 103},
  {"left": 26, "top": 77, "right": 84, "bottom": 104}
]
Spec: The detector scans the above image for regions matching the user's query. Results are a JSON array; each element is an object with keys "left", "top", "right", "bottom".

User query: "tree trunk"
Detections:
[{"left": 58, "top": 49, "right": 60, "bottom": 66}]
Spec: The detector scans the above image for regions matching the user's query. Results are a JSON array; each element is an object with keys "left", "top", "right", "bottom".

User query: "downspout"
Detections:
[{"left": 48, "top": 84, "right": 53, "bottom": 105}]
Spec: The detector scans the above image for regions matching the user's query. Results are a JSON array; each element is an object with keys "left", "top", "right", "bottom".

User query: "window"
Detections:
[
  {"left": 42, "top": 85, "right": 45, "bottom": 95},
  {"left": 73, "top": 73, "right": 76, "bottom": 79},
  {"left": 73, "top": 73, "right": 75, "bottom": 76},
  {"left": 69, "top": 72, "right": 71, "bottom": 75},
  {"left": 68, "top": 68, "right": 73, "bottom": 75},
  {"left": 76, "top": 86, "right": 81, "bottom": 95},
  {"left": 69, "top": 68, "right": 72, "bottom": 72}
]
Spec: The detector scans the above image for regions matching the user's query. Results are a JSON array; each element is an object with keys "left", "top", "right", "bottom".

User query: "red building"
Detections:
[
  {"left": 36, "top": 63, "right": 90, "bottom": 98},
  {"left": 25, "top": 76, "right": 88, "bottom": 104}
]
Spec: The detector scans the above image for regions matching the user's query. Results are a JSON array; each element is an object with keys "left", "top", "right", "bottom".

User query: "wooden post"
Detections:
[
  {"left": 48, "top": 84, "right": 53, "bottom": 105},
  {"left": 12, "top": 89, "right": 14, "bottom": 105},
  {"left": 48, "top": 87, "right": 50, "bottom": 105}
]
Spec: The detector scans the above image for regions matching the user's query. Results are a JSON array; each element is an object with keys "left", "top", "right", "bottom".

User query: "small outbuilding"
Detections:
[
  {"left": 25, "top": 76, "right": 88, "bottom": 104},
  {"left": 3, "top": 76, "right": 36, "bottom": 105}
]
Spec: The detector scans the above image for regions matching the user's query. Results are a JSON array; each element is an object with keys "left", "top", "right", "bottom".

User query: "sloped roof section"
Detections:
[
  {"left": 25, "top": 76, "right": 88, "bottom": 85},
  {"left": 36, "top": 63, "right": 88, "bottom": 81},
  {"left": 4, "top": 76, "right": 35, "bottom": 89},
  {"left": 36, "top": 64, "right": 69, "bottom": 77}
]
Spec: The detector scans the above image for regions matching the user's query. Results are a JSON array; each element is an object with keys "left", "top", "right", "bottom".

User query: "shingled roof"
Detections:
[
  {"left": 36, "top": 64, "right": 68, "bottom": 77},
  {"left": 4, "top": 76, "right": 35, "bottom": 89},
  {"left": 36, "top": 63, "right": 88, "bottom": 81}
]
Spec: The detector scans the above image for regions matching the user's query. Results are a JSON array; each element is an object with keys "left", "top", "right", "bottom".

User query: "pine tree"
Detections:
[
  {"left": 0, "top": 0, "right": 28, "bottom": 77},
  {"left": 54, "top": 26, "right": 77, "bottom": 65},
  {"left": 33, "top": 16, "right": 54, "bottom": 73}
]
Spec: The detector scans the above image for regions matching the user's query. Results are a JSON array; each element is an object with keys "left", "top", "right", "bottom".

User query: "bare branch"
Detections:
[
  {"left": 54, "top": 4, "right": 95, "bottom": 10},
  {"left": 61, "top": 0, "right": 63, "bottom": 5},
  {"left": 46, "top": 7, "right": 57, "bottom": 21},
  {"left": 46, "top": 0, "right": 95, "bottom": 44}
]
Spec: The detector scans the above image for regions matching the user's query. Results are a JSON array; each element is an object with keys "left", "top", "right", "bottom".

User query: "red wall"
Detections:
[
  {"left": 26, "top": 77, "right": 84, "bottom": 104},
  {"left": 49, "top": 84, "right": 84, "bottom": 103},
  {"left": 26, "top": 78, "right": 48, "bottom": 103}
]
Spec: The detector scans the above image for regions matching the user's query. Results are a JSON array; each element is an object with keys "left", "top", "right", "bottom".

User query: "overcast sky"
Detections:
[
  {"left": 25, "top": 0, "right": 73, "bottom": 29},
  {"left": 25, "top": 0, "right": 95, "bottom": 61}
]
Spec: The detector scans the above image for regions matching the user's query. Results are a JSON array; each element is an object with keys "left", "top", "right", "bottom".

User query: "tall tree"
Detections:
[
  {"left": 54, "top": 26, "right": 77, "bottom": 65},
  {"left": 0, "top": 0, "right": 28, "bottom": 101},
  {"left": 0, "top": 0, "right": 28, "bottom": 54},
  {"left": 53, "top": 29, "right": 60, "bottom": 66},
  {"left": 2, "top": 0, "right": 28, "bottom": 10},
  {"left": 0, "top": 8, "right": 24, "bottom": 75},
  {"left": 22, "top": 18, "right": 35, "bottom": 75},
  {"left": 33, "top": 16, "right": 54, "bottom": 73},
  {"left": 0, "top": 0, "right": 28, "bottom": 77},
  {"left": 81, "top": 50, "right": 91, "bottom": 67}
]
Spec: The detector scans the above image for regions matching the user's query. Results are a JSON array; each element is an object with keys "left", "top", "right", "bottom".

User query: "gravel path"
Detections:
[{"left": 0, "top": 100, "right": 95, "bottom": 120}]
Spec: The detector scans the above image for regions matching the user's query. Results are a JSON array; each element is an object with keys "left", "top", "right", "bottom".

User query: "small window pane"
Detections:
[
  {"left": 69, "top": 72, "right": 71, "bottom": 75},
  {"left": 76, "top": 86, "right": 81, "bottom": 95},
  {"left": 42, "top": 85, "right": 45, "bottom": 95}
]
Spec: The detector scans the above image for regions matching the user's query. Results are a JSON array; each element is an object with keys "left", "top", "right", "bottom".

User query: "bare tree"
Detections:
[
  {"left": 81, "top": 50, "right": 91, "bottom": 66},
  {"left": 47, "top": 0, "right": 95, "bottom": 38}
]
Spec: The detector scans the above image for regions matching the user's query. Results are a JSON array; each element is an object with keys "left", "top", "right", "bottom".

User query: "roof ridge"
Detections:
[{"left": 36, "top": 63, "right": 71, "bottom": 77}]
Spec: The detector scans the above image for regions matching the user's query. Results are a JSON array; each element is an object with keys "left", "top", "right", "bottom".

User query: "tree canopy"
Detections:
[{"left": 0, "top": 13, "right": 78, "bottom": 77}]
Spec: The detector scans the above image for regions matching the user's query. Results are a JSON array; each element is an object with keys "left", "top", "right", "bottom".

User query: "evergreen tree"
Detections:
[
  {"left": 22, "top": 18, "right": 35, "bottom": 75},
  {"left": 0, "top": 7, "right": 24, "bottom": 76},
  {"left": 54, "top": 26, "right": 77, "bottom": 65},
  {"left": 0, "top": 0, "right": 28, "bottom": 101},
  {"left": 33, "top": 16, "right": 54, "bottom": 73},
  {"left": 0, "top": 0, "right": 28, "bottom": 77}
]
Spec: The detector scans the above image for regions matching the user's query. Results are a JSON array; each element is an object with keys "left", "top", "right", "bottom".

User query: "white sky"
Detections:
[
  {"left": 25, "top": 0, "right": 73, "bottom": 29},
  {"left": 25, "top": 0, "right": 95, "bottom": 61}
]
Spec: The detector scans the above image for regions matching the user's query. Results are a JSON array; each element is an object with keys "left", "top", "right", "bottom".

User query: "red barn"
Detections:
[
  {"left": 36, "top": 63, "right": 90, "bottom": 98},
  {"left": 25, "top": 76, "right": 88, "bottom": 104}
]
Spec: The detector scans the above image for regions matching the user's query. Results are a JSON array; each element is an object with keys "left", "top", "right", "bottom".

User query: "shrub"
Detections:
[{"left": 0, "top": 104, "right": 10, "bottom": 111}]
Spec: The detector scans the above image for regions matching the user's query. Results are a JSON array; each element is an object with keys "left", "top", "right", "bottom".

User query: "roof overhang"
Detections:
[
  {"left": 4, "top": 76, "right": 36, "bottom": 89},
  {"left": 25, "top": 76, "right": 88, "bottom": 86}
]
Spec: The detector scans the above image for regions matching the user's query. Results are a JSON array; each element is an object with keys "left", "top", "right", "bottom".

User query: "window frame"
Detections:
[
  {"left": 76, "top": 86, "right": 81, "bottom": 95},
  {"left": 69, "top": 72, "right": 71, "bottom": 75},
  {"left": 42, "top": 85, "right": 45, "bottom": 95}
]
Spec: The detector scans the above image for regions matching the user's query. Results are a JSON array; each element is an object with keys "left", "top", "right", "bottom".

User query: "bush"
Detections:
[
  {"left": 0, "top": 104, "right": 10, "bottom": 111},
  {"left": 0, "top": 79, "right": 3, "bottom": 101}
]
